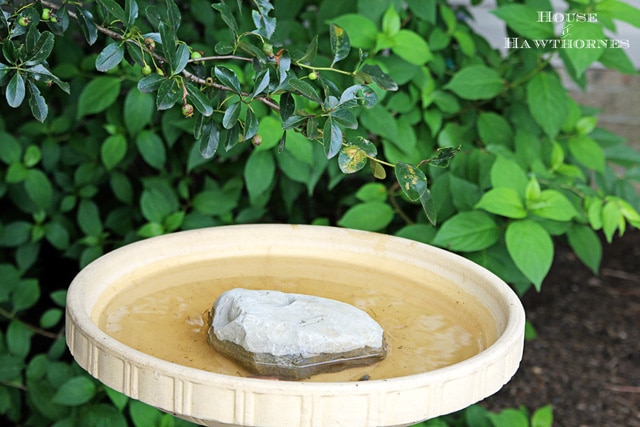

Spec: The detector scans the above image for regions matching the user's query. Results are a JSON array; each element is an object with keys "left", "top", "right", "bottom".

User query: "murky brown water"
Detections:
[{"left": 99, "top": 270, "right": 489, "bottom": 382}]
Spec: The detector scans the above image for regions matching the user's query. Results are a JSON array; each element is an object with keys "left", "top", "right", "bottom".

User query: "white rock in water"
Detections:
[{"left": 207, "top": 288, "right": 386, "bottom": 379}]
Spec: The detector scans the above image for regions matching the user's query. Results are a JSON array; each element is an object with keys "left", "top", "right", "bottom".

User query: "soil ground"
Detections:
[{"left": 483, "top": 229, "right": 640, "bottom": 427}]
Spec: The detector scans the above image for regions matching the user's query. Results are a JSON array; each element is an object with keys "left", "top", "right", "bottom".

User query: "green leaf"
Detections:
[
  {"left": 130, "top": 400, "right": 162, "bottom": 427},
  {"left": 222, "top": 102, "right": 241, "bottom": 129},
  {"left": 339, "top": 138, "right": 376, "bottom": 174},
  {"left": 12, "top": 279, "right": 40, "bottom": 312},
  {"left": 24, "top": 169, "right": 53, "bottom": 210},
  {"left": 602, "top": 200, "right": 622, "bottom": 243},
  {"left": 95, "top": 42, "right": 125, "bottom": 72},
  {"left": 331, "top": 15, "right": 377, "bottom": 49},
  {"left": 527, "top": 190, "right": 577, "bottom": 221},
  {"left": 288, "top": 78, "right": 322, "bottom": 104},
  {"left": 77, "top": 77, "right": 121, "bottom": 118},
  {"left": 1, "top": 221, "right": 31, "bottom": 247},
  {"left": 561, "top": 23, "right": 606, "bottom": 77},
  {"left": 199, "top": 121, "right": 221, "bottom": 159},
  {"left": 568, "top": 135, "right": 605, "bottom": 172},
  {"left": 76, "top": 8, "right": 98, "bottom": 45},
  {"left": 382, "top": 5, "right": 401, "bottom": 37},
  {"left": 7, "top": 320, "right": 33, "bottom": 358},
  {"left": 77, "top": 199, "right": 103, "bottom": 237},
  {"left": 244, "top": 108, "right": 259, "bottom": 141},
  {"left": 445, "top": 65, "right": 503, "bottom": 100},
  {"left": 6, "top": 72, "right": 25, "bottom": 108},
  {"left": 329, "top": 23, "right": 351, "bottom": 66},
  {"left": 478, "top": 112, "right": 513, "bottom": 147},
  {"left": 212, "top": 2, "right": 238, "bottom": 38},
  {"left": 337, "top": 202, "right": 394, "bottom": 232},
  {"left": 53, "top": 376, "right": 97, "bottom": 406},
  {"left": 487, "top": 408, "right": 529, "bottom": 427},
  {"left": 172, "top": 42, "right": 190, "bottom": 75},
  {"left": 25, "top": 30, "right": 54, "bottom": 66},
  {"left": 492, "top": 5, "right": 554, "bottom": 39},
  {"left": 125, "top": 0, "right": 139, "bottom": 26},
  {"left": 475, "top": 188, "right": 527, "bottom": 219},
  {"left": 432, "top": 211, "right": 500, "bottom": 252},
  {"left": 0, "top": 354, "right": 24, "bottom": 381},
  {"left": 214, "top": 66, "right": 242, "bottom": 94},
  {"left": 531, "top": 404, "right": 554, "bottom": 427},
  {"left": 490, "top": 156, "right": 528, "bottom": 198},
  {"left": 192, "top": 189, "right": 237, "bottom": 216},
  {"left": 40, "top": 308, "right": 63, "bottom": 329},
  {"left": 101, "top": 135, "right": 127, "bottom": 170},
  {"left": 159, "top": 21, "right": 177, "bottom": 70},
  {"left": 356, "top": 64, "right": 398, "bottom": 91},
  {"left": 27, "top": 79, "right": 48, "bottom": 122},
  {"left": 392, "top": 30, "right": 432, "bottom": 65},
  {"left": 97, "top": 0, "right": 128, "bottom": 23},
  {"left": 136, "top": 131, "right": 166, "bottom": 169},
  {"left": 137, "top": 73, "right": 164, "bottom": 94},
  {"left": 244, "top": 150, "right": 275, "bottom": 204},
  {"left": 596, "top": 0, "right": 640, "bottom": 28},
  {"left": 526, "top": 72, "right": 568, "bottom": 138},
  {"left": 323, "top": 117, "right": 342, "bottom": 159},
  {"left": 45, "top": 221, "right": 70, "bottom": 250},
  {"left": 140, "top": 189, "right": 173, "bottom": 223},
  {"left": 567, "top": 225, "right": 601, "bottom": 275},
  {"left": 395, "top": 161, "right": 427, "bottom": 201},
  {"left": 156, "top": 78, "right": 181, "bottom": 110},
  {"left": 355, "top": 183, "right": 387, "bottom": 203},
  {"left": 124, "top": 89, "right": 154, "bottom": 135},
  {"left": 505, "top": 220, "right": 553, "bottom": 290},
  {"left": 78, "top": 403, "right": 127, "bottom": 427}
]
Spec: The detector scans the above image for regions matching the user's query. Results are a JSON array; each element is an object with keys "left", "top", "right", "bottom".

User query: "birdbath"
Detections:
[{"left": 66, "top": 224, "right": 525, "bottom": 427}]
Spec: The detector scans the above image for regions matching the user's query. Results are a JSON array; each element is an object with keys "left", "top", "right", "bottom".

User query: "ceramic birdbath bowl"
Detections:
[{"left": 66, "top": 224, "right": 525, "bottom": 427}]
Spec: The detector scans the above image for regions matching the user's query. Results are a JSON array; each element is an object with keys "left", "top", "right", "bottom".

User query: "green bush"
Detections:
[{"left": 1, "top": 0, "right": 639, "bottom": 425}]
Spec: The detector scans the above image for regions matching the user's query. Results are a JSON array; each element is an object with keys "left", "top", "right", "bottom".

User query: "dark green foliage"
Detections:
[{"left": 0, "top": 0, "right": 639, "bottom": 425}]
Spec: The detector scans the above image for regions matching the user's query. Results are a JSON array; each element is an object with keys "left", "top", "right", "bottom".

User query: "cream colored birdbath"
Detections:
[{"left": 66, "top": 224, "right": 525, "bottom": 427}]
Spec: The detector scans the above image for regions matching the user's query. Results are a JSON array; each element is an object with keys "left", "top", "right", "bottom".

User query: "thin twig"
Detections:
[{"left": 606, "top": 384, "right": 640, "bottom": 393}]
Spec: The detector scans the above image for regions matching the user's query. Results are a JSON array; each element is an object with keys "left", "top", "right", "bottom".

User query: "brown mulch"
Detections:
[{"left": 483, "top": 229, "right": 640, "bottom": 427}]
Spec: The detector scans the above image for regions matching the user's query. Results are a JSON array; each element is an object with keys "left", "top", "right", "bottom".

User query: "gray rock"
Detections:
[{"left": 207, "top": 288, "right": 386, "bottom": 380}]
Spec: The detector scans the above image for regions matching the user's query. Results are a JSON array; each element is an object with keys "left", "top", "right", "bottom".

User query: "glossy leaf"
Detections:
[
  {"left": 125, "top": 0, "right": 139, "bottom": 26},
  {"left": 244, "top": 108, "right": 259, "bottom": 141},
  {"left": 279, "top": 92, "right": 295, "bottom": 121},
  {"left": 186, "top": 83, "right": 213, "bottom": 117},
  {"left": 568, "top": 135, "right": 605, "bottom": 172},
  {"left": 25, "top": 169, "right": 53, "bottom": 210},
  {"left": 356, "top": 64, "right": 398, "bottom": 91},
  {"left": 97, "top": 0, "right": 128, "bottom": 23},
  {"left": 395, "top": 162, "right": 427, "bottom": 201},
  {"left": 339, "top": 137, "right": 377, "bottom": 174},
  {"left": 156, "top": 78, "right": 181, "bottom": 110},
  {"left": 214, "top": 66, "right": 242, "bottom": 94},
  {"left": 329, "top": 24, "right": 350, "bottom": 66},
  {"left": 323, "top": 117, "right": 342, "bottom": 159},
  {"left": 76, "top": 8, "right": 98, "bottom": 45},
  {"left": 137, "top": 73, "right": 164, "bottom": 94},
  {"left": 212, "top": 2, "right": 238, "bottom": 38},
  {"left": 527, "top": 190, "right": 578, "bottom": 221},
  {"left": 296, "top": 35, "right": 318, "bottom": 63},
  {"left": 27, "top": 79, "right": 47, "bottom": 122},
  {"left": 199, "top": 120, "right": 221, "bottom": 159},
  {"left": 95, "top": 42, "right": 125, "bottom": 72},
  {"left": 6, "top": 72, "right": 25, "bottom": 108},
  {"left": 24, "top": 30, "right": 54, "bottom": 66},
  {"left": 222, "top": 102, "right": 241, "bottom": 129},
  {"left": 505, "top": 220, "right": 553, "bottom": 290},
  {"left": 25, "top": 64, "right": 70, "bottom": 93},
  {"left": 288, "top": 78, "right": 322, "bottom": 103}
]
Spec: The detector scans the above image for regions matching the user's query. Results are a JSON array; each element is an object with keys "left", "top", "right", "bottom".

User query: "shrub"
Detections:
[{"left": 0, "top": 0, "right": 639, "bottom": 425}]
